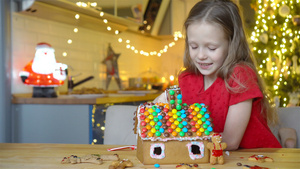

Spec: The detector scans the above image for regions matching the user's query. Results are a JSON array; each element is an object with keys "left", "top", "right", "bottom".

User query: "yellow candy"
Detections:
[
  {"left": 173, "top": 114, "right": 178, "bottom": 119},
  {"left": 150, "top": 121, "right": 155, "bottom": 126},
  {"left": 175, "top": 128, "right": 181, "bottom": 132},
  {"left": 197, "top": 114, "right": 202, "bottom": 119},
  {"left": 172, "top": 109, "right": 177, "bottom": 114},
  {"left": 197, "top": 120, "right": 202, "bottom": 125},
  {"left": 148, "top": 108, "right": 154, "bottom": 113},
  {"left": 174, "top": 120, "right": 179, "bottom": 125},
  {"left": 151, "top": 128, "right": 156, "bottom": 133},
  {"left": 148, "top": 115, "right": 154, "bottom": 119},
  {"left": 194, "top": 107, "right": 200, "bottom": 112},
  {"left": 199, "top": 128, "right": 205, "bottom": 132}
]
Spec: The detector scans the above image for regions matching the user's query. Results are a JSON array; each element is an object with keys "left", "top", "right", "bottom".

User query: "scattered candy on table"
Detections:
[{"left": 154, "top": 163, "right": 160, "bottom": 168}]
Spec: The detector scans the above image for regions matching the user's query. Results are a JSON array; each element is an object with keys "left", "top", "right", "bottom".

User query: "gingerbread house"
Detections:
[{"left": 134, "top": 86, "right": 214, "bottom": 165}]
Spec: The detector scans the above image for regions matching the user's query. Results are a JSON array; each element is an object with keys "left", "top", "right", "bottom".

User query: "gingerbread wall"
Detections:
[{"left": 137, "top": 137, "right": 210, "bottom": 165}]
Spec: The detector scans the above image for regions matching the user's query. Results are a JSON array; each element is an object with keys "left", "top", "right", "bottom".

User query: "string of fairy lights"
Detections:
[
  {"left": 64, "top": 1, "right": 183, "bottom": 58},
  {"left": 250, "top": 0, "right": 300, "bottom": 107},
  {"left": 65, "top": 1, "right": 183, "bottom": 144}
]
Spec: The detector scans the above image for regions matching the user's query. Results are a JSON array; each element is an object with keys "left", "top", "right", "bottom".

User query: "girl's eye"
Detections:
[
  {"left": 190, "top": 46, "right": 198, "bottom": 49},
  {"left": 208, "top": 47, "right": 216, "bottom": 51}
]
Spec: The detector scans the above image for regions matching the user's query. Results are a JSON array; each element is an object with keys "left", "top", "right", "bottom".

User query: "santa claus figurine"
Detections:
[{"left": 19, "top": 42, "right": 68, "bottom": 97}]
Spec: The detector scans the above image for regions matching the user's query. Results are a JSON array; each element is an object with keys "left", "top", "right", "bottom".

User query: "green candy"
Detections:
[
  {"left": 183, "top": 103, "right": 187, "bottom": 106},
  {"left": 169, "top": 90, "right": 175, "bottom": 95},
  {"left": 178, "top": 123, "right": 184, "bottom": 128},
  {"left": 170, "top": 100, "right": 175, "bottom": 104},
  {"left": 154, "top": 117, "right": 159, "bottom": 122},
  {"left": 201, "top": 117, "right": 207, "bottom": 122},
  {"left": 177, "top": 117, "right": 182, "bottom": 122},
  {"left": 203, "top": 123, "right": 208, "bottom": 129},
  {"left": 176, "top": 105, "right": 182, "bottom": 110},
  {"left": 155, "top": 125, "right": 160, "bottom": 130},
  {"left": 177, "top": 99, "right": 182, "bottom": 104},
  {"left": 205, "top": 130, "right": 210, "bottom": 135},
  {"left": 179, "top": 131, "right": 185, "bottom": 137},
  {"left": 152, "top": 112, "right": 158, "bottom": 116},
  {"left": 155, "top": 131, "right": 161, "bottom": 136}
]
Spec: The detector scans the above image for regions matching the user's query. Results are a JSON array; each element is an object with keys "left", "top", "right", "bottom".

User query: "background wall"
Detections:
[{"left": 12, "top": 12, "right": 185, "bottom": 94}]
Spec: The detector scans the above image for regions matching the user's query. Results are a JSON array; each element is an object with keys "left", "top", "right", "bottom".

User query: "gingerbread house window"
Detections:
[
  {"left": 150, "top": 143, "right": 165, "bottom": 159},
  {"left": 186, "top": 142, "right": 205, "bottom": 160}
]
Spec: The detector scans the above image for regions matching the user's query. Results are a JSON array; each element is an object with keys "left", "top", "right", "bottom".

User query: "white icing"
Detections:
[
  {"left": 150, "top": 143, "right": 165, "bottom": 159},
  {"left": 186, "top": 141, "right": 205, "bottom": 160}
]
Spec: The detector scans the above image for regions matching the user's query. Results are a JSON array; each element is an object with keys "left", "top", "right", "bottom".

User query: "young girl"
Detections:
[{"left": 155, "top": 0, "right": 282, "bottom": 150}]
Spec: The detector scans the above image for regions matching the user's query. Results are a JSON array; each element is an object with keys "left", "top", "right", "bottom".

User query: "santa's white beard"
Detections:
[{"left": 32, "top": 54, "right": 57, "bottom": 74}]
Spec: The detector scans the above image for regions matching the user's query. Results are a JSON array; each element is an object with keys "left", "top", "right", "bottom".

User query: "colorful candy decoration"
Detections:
[{"left": 137, "top": 86, "right": 213, "bottom": 141}]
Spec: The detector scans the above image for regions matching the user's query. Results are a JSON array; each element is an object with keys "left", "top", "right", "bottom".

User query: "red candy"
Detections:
[
  {"left": 188, "top": 114, "right": 194, "bottom": 119},
  {"left": 140, "top": 108, "right": 145, "bottom": 113},
  {"left": 140, "top": 115, "right": 146, "bottom": 120},
  {"left": 188, "top": 108, "right": 193, "bottom": 113},
  {"left": 191, "top": 121, "right": 196, "bottom": 126},
  {"left": 141, "top": 121, "right": 147, "bottom": 126},
  {"left": 165, "top": 115, "right": 170, "bottom": 120},
  {"left": 191, "top": 127, "right": 197, "bottom": 132},
  {"left": 163, "top": 108, "right": 169, "bottom": 112},
  {"left": 166, "top": 121, "right": 172, "bottom": 127},
  {"left": 141, "top": 133, "right": 146, "bottom": 138},
  {"left": 142, "top": 128, "right": 148, "bottom": 133},
  {"left": 168, "top": 128, "right": 173, "bottom": 133}
]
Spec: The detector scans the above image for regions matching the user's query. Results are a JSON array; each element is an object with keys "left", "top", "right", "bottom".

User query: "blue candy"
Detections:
[{"left": 154, "top": 163, "right": 160, "bottom": 168}]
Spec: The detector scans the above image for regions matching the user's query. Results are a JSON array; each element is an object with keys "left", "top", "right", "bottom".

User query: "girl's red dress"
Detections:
[{"left": 178, "top": 65, "right": 282, "bottom": 148}]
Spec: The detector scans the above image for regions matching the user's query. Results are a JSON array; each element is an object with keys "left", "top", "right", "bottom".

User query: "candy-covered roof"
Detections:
[{"left": 136, "top": 87, "right": 214, "bottom": 142}]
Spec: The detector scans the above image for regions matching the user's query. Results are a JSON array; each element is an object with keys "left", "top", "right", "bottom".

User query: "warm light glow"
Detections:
[
  {"left": 170, "top": 75, "right": 175, "bottom": 81},
  {"left": 75, "top": 14, "right": 80, "bottom": 19},
  {"left": 67, "top": 39, "right": 72, "bottom": 44}
]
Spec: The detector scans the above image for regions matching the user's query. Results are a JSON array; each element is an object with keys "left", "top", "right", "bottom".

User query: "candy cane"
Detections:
[{"left": 107, "top": 145, "right": 136, "bottom": 151}]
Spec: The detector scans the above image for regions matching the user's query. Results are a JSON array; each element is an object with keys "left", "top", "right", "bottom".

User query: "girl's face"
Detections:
[{"left": 187, "top": 21, "right": 229, "bottom": 80}]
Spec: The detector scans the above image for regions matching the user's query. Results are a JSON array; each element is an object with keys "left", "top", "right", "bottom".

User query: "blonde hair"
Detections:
[{"left": 182, "top": 0, "right": 278, "bottom": 125}]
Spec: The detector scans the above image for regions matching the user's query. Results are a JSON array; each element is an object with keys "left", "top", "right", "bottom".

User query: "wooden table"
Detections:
[{"left": 0, "top": 143, "right": 299, "bottom": 168}]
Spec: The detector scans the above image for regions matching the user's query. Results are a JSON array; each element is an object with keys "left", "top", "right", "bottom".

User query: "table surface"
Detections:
[{"left": 0, "top": 143, "right": 299, "bottom": 169}]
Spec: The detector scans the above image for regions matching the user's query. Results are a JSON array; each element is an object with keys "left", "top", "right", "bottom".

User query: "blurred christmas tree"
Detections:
[{"left": 250, "top": 0, "right": 300, "bottom": 107}]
